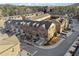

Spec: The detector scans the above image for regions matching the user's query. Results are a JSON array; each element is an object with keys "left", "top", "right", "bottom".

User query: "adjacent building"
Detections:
[{"left": 0, "top": 33, "right": 20, "bottom": 56}]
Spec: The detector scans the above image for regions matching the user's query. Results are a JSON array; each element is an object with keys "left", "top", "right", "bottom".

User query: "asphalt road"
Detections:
[
  {"left": 34, "top": 19, "right": 79, "bottom": 56},
  {"left": 34, "top": 31, "right": 79, "bottom": 56},
  {"left": 21, "top": 31, "right": 79, "bottom": 56}
]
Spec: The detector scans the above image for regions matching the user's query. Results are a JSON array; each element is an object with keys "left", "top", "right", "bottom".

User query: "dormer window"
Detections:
[
  {"left": 33, "top": 23, "right": 36, "bottom": 26},
  {"left": 20, "top": 22, "right": 23, "bottom": 25},
  {"left": 41, "top": 24, "right": 46, "bottom": 29},
  {"left": 16, "top": 22, "right": 18, "bottom": 25},
  {"left": 27, "top": 22, "right": 31, "bottom": 26},
  {"left": 8, "top": 21, "right": 11, "bottom": 23},
  {"left": 36, "top": 23, "right": 39, "bottom": 27},
  {"left": 22, "top": 22, "right": 25, "bottom": 25}
]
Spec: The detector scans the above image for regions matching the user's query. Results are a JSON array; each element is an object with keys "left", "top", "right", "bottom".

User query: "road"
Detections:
[
  {"left": 21, "top": 18, "right": 79, "bottom": 56},
  {"left": 34, "top": 31, "right": 79, "bottom": 56}
]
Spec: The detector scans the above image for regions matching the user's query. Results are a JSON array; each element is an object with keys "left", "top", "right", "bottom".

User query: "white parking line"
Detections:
[
  {"left": 32, "top": 50, "right": 38, "bottom": 56},
  {"left": 66, "top": 31, "right": 73, "bottom": 37}
]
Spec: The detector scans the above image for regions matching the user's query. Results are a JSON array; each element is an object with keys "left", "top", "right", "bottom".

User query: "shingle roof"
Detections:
[{"left": 7, "top": 20, "right": 54, "bottom": 30}]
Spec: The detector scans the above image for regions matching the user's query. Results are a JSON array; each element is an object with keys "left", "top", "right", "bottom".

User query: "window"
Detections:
[
  {"left": 36, "top": 23, "right": 39, "bottom": 27},
  {"left": 33, "top": 23, "right": 36, "bottom": 26},
  {"left": 8, "top": 21, "right": 11, "bottom": 23},
  {"left": 27, "top": 22, "right": 31, "bottom": 26},
  {"left": 12, "top": 48, "right": 14, "bottom": 52},
  {"left": 36, "top": 34, "right": 39, "bottom": 37},
  {"left": 36, "top": 14, "right": 38, "bottom": 16},
  {"left": 41, "top": 24, "right": 46, "bottom": 29}
]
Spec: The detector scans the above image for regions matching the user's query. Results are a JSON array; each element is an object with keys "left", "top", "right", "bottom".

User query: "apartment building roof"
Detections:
[{"left": 6, "top": 20, "right": 55, "bottom": 30}]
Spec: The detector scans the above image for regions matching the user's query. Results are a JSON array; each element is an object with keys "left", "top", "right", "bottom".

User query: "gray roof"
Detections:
[{"left": 6, "top": 20, "right": 53, "bottom": 30}]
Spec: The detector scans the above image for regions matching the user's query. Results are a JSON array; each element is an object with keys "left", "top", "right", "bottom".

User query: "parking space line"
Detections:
[{"left": 31, "top": 50, "right": 38, "bottom": 56}]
